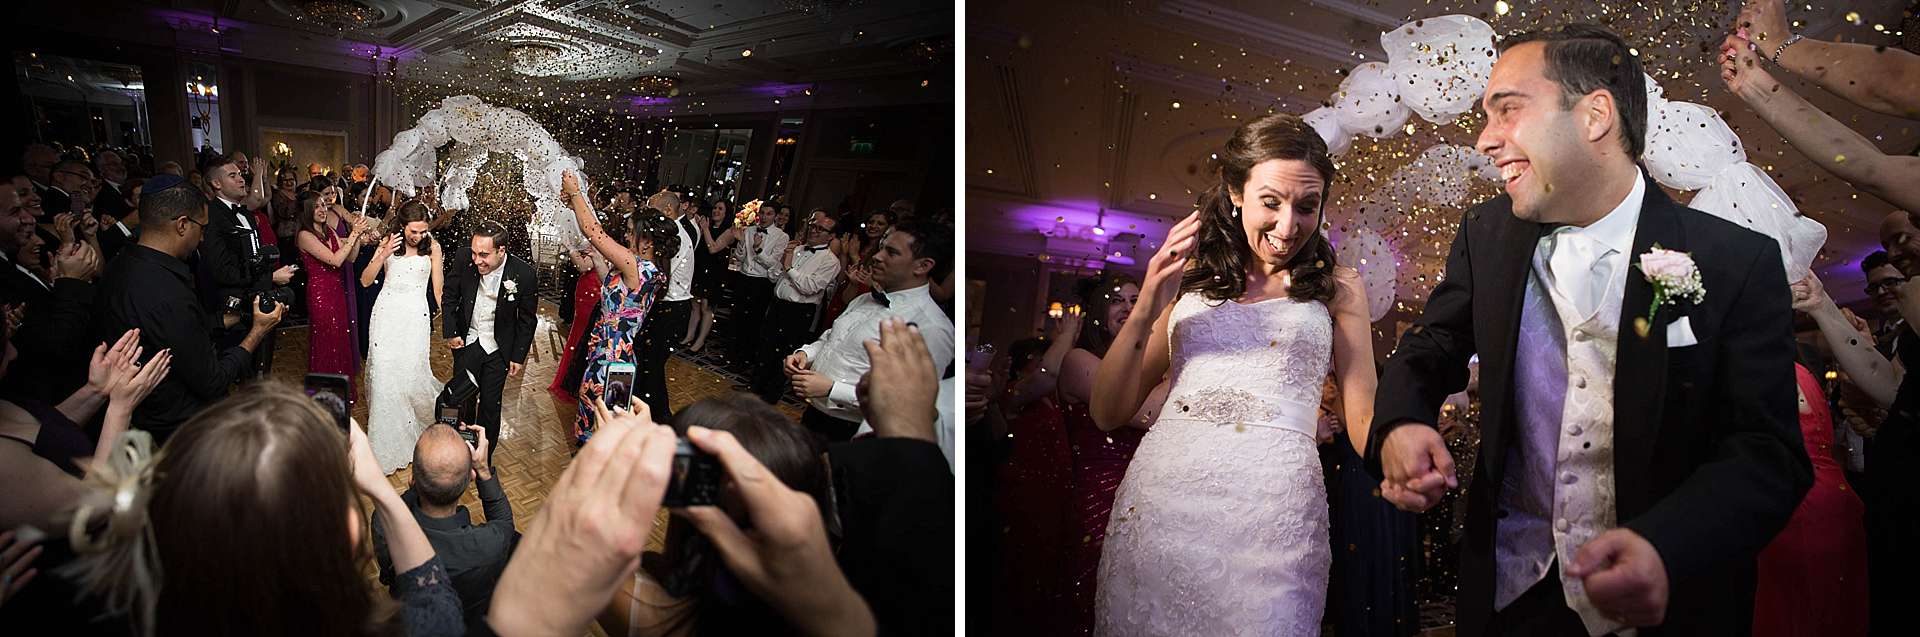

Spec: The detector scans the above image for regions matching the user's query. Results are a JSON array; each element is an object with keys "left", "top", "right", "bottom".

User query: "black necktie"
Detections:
[{"left": 870, "top": 290, "right": 890, "bottom": 307}]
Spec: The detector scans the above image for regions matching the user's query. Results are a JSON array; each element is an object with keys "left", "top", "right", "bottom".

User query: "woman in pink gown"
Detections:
[
  {"left": 1053, "top": 274, "right": 1163, "bottom": 635},
  {"left": 549, "top": 246, "right": 604, "bottom": 399},
  {"left": 1753, "top": 363, "right": 1868, "bottom": 636},
  {"left": 294, "top": 190, "right": 369, "bottom": 397}
]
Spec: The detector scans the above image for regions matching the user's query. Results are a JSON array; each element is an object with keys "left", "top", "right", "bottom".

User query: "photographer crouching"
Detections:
[
  {"left": 92, "top": 175, "right": 284, "bottom": 443},
  {"left": 198, "top": 153, "right": 296, "bottom": 378}
]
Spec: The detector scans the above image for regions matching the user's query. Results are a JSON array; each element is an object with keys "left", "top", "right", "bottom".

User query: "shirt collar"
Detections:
[
  {"left": 218, "top": 195, "right": 246, "bottom": 211},
  {"left": 875, "top": 283, "right": 933, "bottom": 306},
  {"left": 1558, "top": 167, "right": 1644, "bottom": 256},
  {"left": 127, "top": 244, "right": 192, "bottom": 284}
]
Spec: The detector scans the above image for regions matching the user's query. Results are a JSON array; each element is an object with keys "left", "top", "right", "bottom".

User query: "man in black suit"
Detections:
[
  {"left": 0, "top": 185, "right": 50, "bottom": 307},
  {"left": 20, "top": 143, "right": 60, "bottom": 222},
  {"left": 1366, "top": 24, "right": 1810, "bottom": 636},
  {"left": 198, "top": 154, "right": 296, "bottom": 376},
  {"left": 92, "top": 150, "right": 136, "bottom": 261},
  {"left": 443, "top": 223, "right": 538, "bottom": 458}
]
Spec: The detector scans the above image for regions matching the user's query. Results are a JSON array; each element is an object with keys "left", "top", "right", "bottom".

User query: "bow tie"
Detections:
[
  {"left": 870, "top": 290, "right": 890, "bottom": 307},
  {"left": 803, "top": 245, "right": 826, "bottom": 252}
]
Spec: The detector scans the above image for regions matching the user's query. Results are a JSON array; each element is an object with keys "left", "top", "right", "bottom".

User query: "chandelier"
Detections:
[
  {"left": 508, "top": 43, "right": 565, "bottom": 75},
  {"left": 294, "top": 0, "right": 381, "bottom": 30}
]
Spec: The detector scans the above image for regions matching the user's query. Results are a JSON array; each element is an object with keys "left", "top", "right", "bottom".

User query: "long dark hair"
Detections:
[
  {"left": 1183, "top": 112, "right": 1338, "bottom": 303},
  {"left": 1075, "top": 272, "right": 1139, "bottom": 357},
  {"left": 386, "top": 199, "right": 435, "bottom": 256},
  {"left": 151, "top": 383, "right": 398, "bottom": 636},
  {"left": 295, "top": 191, "right": 333, "bottom": 238},
  {"left": 633, "top": 206, "right": 682, "bottom": 292},
  {"left": 654, "top": 395, "right": 832, "bottom": 635}
]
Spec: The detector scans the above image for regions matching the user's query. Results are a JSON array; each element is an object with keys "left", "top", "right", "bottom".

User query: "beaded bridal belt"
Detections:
[{"left": 1161, "top": 388, "right": 1318, "bottom": 439}]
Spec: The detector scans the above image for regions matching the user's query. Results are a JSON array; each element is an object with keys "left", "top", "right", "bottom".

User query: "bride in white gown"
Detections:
[
  {"left": 1089, "top": 113, "right": 1378, "bottom": 635},
  {"left": 362, "top": 200, "right": 446, "bottom": 474}
]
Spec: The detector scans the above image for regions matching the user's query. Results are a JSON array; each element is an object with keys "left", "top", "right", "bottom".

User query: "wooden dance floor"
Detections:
[{"left": 267, "top": 299, "right": 799, "bottom": 635}]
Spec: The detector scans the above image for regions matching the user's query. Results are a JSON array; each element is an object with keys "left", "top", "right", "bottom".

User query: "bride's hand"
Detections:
[
  {"left": 1378, "top": 423, "right": 1456, "bottom": 512},
  {"left": 1143, "top": 211, "right": 1202, "bottom": 309},
  {"left": 561, "top": 171, "right": 581, "bottom": 196}
]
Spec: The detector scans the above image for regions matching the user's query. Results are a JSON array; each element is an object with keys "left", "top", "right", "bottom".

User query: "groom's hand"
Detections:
[
  {"left": 448, "top": 337, "right": 466, "bottom": 350},
  {"left": 509, "top": 362, "right": 524, "bottom": 378},
  {"left": 1567, "top": 528, "right": 1669, "bottom": 627},
  {"left": 1378, "top": 423, "right": 1456, "bottom": 512}
]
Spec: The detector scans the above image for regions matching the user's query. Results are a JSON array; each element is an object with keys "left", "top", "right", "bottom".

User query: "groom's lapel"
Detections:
[
  {"left": 1481, "top": 198, "right": 1545, "bottom": 485},
  {"left": 1612, "top": 176, "right": 1685, "bottom": 483}
]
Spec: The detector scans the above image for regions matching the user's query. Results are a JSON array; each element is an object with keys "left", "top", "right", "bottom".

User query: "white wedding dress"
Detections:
[
  {"left": 1095, "top": 293, "right": 1334, "bottom": 636},
  {"left": 366, "top": 254, "right": 443, "bottom": 474}
]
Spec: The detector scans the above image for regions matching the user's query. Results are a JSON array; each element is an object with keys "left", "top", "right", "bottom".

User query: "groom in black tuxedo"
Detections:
[
  {"left": 1367, "top": 24, "right": 1810, "bottom": 636},
  {"left": 443, "top": 223, "right": 538, "bottom": 459}
]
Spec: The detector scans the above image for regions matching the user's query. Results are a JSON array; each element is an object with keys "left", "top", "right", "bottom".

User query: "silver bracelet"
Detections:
[{"left": 1771, "top": 33, "right": 1804, "bottom": 66}]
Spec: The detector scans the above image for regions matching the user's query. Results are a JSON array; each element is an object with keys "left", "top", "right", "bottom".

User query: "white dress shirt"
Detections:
[
  {"left": 466, "top": 266, "right": 505, "bottom": 354},
  {"left": 665, "top": 215, "right": 696, "bottom": 302},
  {"left": 218, "top": 195, "right": 260, "bottom": 254},
  {"left": 737, "top": 224, "right": 789, "bottom": 279},
  {"left": 774, "top": 244, "right": 842, "bottom": 304},
  {"left": 797, "top": 283, "right": 956, "bottom": 423}
]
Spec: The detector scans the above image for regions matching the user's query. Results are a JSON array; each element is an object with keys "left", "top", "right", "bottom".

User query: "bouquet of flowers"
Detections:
[{"left": 736, "top": 199, "right": 763, "bottom": 227}]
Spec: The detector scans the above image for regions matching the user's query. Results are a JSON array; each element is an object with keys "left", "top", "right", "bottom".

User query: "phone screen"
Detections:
[{"left": 605, "top": 362, "right": 637, "bottom": 410}]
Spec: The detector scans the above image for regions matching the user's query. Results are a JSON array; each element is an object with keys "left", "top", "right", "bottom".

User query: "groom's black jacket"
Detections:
[
  {"left": 442, "top": 248, "right": 538, "bottom": 365},
  {"left": 1366, "top": 175, "right": 1811, "bottom": 636}
]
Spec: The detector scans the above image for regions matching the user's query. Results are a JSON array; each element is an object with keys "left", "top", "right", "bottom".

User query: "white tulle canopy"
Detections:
[{"left": 372, "top": 95, "right": 590, "bottom": 248}]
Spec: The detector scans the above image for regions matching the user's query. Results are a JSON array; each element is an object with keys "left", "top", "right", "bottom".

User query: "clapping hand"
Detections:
[
  {"left": 0, "top": 530, "right": 42, "bottom": 607},
  {"left": 50, "top": 240, "right": 101, "bottom": 282},
  {"left": 86, "top": 329, "right": 143, "bottom": 396}
]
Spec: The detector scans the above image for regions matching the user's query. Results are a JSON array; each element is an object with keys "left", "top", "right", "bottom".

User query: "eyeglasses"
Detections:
[
  {"left": 1867, "top": 277, "right": 1910, "bottom": 295},
  {"left": 174, "top": 214, "right": 208, "bottom": 230}
]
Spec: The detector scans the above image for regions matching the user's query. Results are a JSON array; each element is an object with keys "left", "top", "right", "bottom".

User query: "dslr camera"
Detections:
[{"left": 251, "top": 245, "right": 296, "bottom": 313}]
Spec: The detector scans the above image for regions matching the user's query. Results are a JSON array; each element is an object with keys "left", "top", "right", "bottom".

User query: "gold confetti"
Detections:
[
  {"left": 1835, "top": 154, "right": 1847, "bottom": 163},
  {"left": 1494, "top": 0, "right": 1510, "bottom": 16}
]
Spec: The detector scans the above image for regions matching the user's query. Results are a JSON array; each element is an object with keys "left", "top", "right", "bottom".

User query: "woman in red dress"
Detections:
[
  {"left": 1753, "top": 363, "right": 1868, "bottom": 636},
  {"left": 294, "top": 190, "right": 370, "bottom": 397},
  {"left": 549, "top": 245, "right": 605, "bottom": 399}
]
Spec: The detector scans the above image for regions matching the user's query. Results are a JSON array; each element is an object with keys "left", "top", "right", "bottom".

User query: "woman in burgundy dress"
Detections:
[
  {"left": 549, "top": 245, "right": 605, "bottom": 399},
  {"left": 1053, "top": 273, "right": 1167, "bottom": 635},
  {"left": 294, "top": 190, "right": 370, "bottom": 397},
  {"left": 1753, "top": 363, "right": 1868, "bottom": 636}
]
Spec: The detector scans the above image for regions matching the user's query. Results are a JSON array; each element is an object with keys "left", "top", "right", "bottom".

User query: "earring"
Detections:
[{"left": 1231, "top": 205, "right": 1241, "bottom": 217}]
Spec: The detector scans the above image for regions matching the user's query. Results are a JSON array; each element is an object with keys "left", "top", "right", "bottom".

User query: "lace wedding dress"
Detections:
[
  {"left": 1095, "top": 294, "right": 1334, "bottom": 636},
  {"left": 367, "top": 254, "right": 443, "bottom": 474}
]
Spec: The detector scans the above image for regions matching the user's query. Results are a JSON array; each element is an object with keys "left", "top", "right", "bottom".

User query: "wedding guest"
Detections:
[
  {"left": 20, "top": 144, "right": 59, "bottom": 220},
  {"left": 561, "top": 172, "right": 674, "bottom": 444},
  {"left": 549, "top": 243, "right": 605, "bottom": 400},
  {"left": 823, "top": 209, "right": 895, "bottom": 328},
  {"left": 297, "top": 189, "right": 370, "bottom": 395},
  {"left": 63, "top": 384, "right": 461, "bottom": 636},
  {"left": 0, "top": 185, "right": 48, "bottom": 307},
  {"left": 596, "top": 394, "right": 834, "bottom": 636},
  {"left": 1750, "top": 362, "right": 1868, "bottom": 636},
  {"left": 199, "top": 155, "right": 296, "bottom": 378},
  {"left": 785, "top": 222, "right": 954, "bottom": 442},
  {"left": 91, "top": 151, "right": 134, "bottom": 261},
  {"left": 751, "top": 209, "right": 840, "bottom": 403},
  {"left": 1860, "top": 251, "right": 1908, "bottom": 356},
  {"left": 93, "top": 176, "right": 283, "bottom": 442},
  {"left": 634, "top": 189, "right": 698, "bottom": 419},
  {"left": 729, "top": 202, "right": 788, "bottom": 372},
  {"left": 682, "top": 199, "right": 732, "bottom": 353}
]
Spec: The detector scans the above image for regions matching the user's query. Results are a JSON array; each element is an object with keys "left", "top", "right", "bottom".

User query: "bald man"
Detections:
[{"left": 371, "top": 423, "right": 518, "bottom": 627}]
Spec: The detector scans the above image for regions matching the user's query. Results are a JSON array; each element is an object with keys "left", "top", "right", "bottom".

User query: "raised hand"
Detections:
[
  {"left": 855, "top": 318, "right": 939, "bottom": 441},
  {"left": 111, "top": 348, "right": 172, "bottom": 408},
  {"left": 50, "top": 240, "right": 100, "bottom": 282},
  {"left": 377, "top": 233, "right": 401, "bottom": 258},
  {"left": 1049, "top": 310, "right": 1084, "bottom": 344},
  {"left": 87, "top": 329, "right": 143, "bottom": 395},
  {"left": 1720, "top": 31, "right": 1780, "bottom": 101},
  {"left": 560, "top": 171, "right": 582, "bottom": 196},
  {"left": 1378, "top": 423, "right": 1457, "bottom": 512},
  {"left": 1789, "top": 273, "right": 1825, "bottom": 313},
  {"left": 1567, "top": 528, "right": 1670, "bottom": 627},
  {"left": 1737, "top": 0, "right": 1791, "bottom": 51},
  {"left": 1144, "top": 211, "right": 1203, "bottom": 311}
]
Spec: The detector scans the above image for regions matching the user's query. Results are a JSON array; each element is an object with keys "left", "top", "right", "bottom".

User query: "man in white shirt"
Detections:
[
  {"left": 729, "top": 204, "right": 789, "bottom": 373},
  {"left": 636, "top": 189, "right": 699, "bottom": 418},
  {"left": 197, "top": 155, "right": 296, "bottom": 378},
  {"left": 92, "top": 150, "right": 136, "bottom": 261},
  {"left": 753, "top": 209, "right": 841, "bottom": 402},
  {"left": 785, "top": 221, "right": 953, "bottom": 441}
]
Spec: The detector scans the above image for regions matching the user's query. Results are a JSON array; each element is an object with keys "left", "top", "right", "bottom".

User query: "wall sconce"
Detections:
[{"left": 1048, "top": 302, "right": 1064, "bottom": 319}]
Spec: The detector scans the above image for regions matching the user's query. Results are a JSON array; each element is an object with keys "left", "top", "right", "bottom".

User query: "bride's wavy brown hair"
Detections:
[{"left": 1183, "top": 113, "right": 1338, "bottom": 304}]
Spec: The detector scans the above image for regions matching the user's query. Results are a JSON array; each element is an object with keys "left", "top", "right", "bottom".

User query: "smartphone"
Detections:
[
  {"left": 304, "top": 373, "right": 353, "bottom": 433},
  {"left": 966, "top": 344, "right": 995, "bottom": 375},
  {"left": 662, "top": 438, "right": 722, "bottom": 507},
  {"left": 604, "top": 362, "right": 637, "bottom": 410}
]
